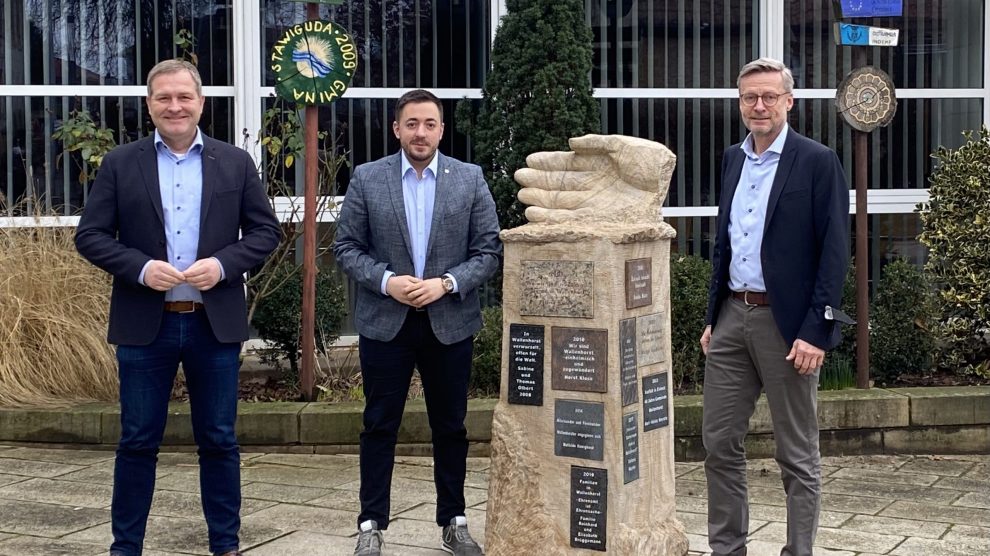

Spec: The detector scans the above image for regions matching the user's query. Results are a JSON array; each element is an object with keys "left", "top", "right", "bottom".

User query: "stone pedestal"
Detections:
[{"left": 485, "top": 222, "right": 688, "bottom": 555}]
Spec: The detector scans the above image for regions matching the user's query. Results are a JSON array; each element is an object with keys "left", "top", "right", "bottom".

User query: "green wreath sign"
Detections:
[{"left": 271, "top": 19, "right": 357, "bottom": 105}]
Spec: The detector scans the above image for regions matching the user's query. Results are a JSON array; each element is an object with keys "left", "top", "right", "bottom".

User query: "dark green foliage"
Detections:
[
  {"left": 833, "top": 262, "right": 858, "bottom": 366},
  {"left": 457, "top": 0, "right": 600, "bottom": 231},
  {"left": 670, "top": 255, "right": 711, "bottom": 391},
  {"left": 870, "top": 259, "right": 937, "bottom": 383},
  {"left": 251, "top": 262, "right": 347, "bottom": 378},
  {"left": 471, "top": 306, "right": 503, "bottom": 395},
  {"left": 819, "top": 354, "right": 856, "bottom": 390},
  {"left": 918, "top": 127, "right": 990, "bottom": 377}
]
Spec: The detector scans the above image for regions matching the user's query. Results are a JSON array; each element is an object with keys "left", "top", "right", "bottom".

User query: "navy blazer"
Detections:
[
  {"left": 333, "top": 152, "right": 502, "bottom": 345},
  {"left": 76, "top": 134, "right": 281, "bottom": 346},
  {"left": 706, "top": 129, "right": 850, "bottom": 351}
]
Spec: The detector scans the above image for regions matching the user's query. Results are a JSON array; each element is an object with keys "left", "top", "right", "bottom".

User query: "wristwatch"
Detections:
[{"left": 441, "top": 274, "right": 455, "bottom": 294}]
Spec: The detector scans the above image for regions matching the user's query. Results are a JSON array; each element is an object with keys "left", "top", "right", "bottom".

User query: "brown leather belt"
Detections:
[
  {"left": 163, "top": 301, "right": 204, "bottom": 313},
  {"left": 731, "top": 291, "right": 770, "bottom": 306}
]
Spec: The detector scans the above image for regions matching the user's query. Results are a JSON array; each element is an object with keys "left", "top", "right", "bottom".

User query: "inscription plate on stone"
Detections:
[
  {"left": 508, "top": 324, "right": 545, "bottom": 406},
  {"left": 571, "top": 466, "right": 608, "bottom": 551},
  {"left": 622, "top": 412, "right": 640, "bottom": 484},
  {"left": 552, "top": 327, "right": 608, "bottom": 393},
  {"left": 636, "top": 312, "right": 665, "bottom": 367},
  {"left": 642, "top": 373, "right": 670, "bottom": 431},
  {"left": 520, "top": 260, "right": 594, "bottom": 318},
  {"left": 554, "top": 399, "right": 605, "bottom": 461},
  {"left": 619, "top": 318, "right": 638, "bottom": 406},
  {"left": 625, "top": 258, "right": 653, "bottom": 309}
]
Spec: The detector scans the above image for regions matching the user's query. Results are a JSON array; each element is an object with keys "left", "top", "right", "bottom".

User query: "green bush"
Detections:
[
  {"left": 918, "top": 127, "right": 990, "bottom": 377},
  {"left": 471, "top": 306, "right": 503, "bottom": 395},
  {"left": 670, "top": 255, "right": 711, "bottom": 391},
  {"left": 251, "top": 262, "right": 347, "bottom": 378},
  {"left": 819, "top": 354, "right": 855, "bottom": 391},
  {"left": 833, "top": 262, "right": 858, "bottom": 366},
  {"left": 869, "top": 259, "right": 937, "bottom": 384}
]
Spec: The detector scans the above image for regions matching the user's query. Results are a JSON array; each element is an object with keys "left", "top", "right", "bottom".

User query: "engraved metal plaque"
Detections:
[
  {"left": 555, "top": 399, "right": 605, "bottom": 461},
  {"left": 636, "top": 312, "right": 665, "bottom": 367},
  {"left": 520, "top": 260, "right": 594, "bottom": 318},
  {"left": 552, "top": 327, "right": 608, "bottom": 393},
  {"left": 642, "top": 372, "right": 670, "bottom": 431},
  {"left": 619, "top": 318, "right": 638, "bottom": 406},
  {"left": 625, "top": 258, "right": 653, "bottom": 309},
  {"left": 571, "top": 466, "right": 608, "bottom": 551},
  {"left": 507, "top": 324, "right": 544, "bottom": 406},
  {"left": 622, "top": 412, "right": 640, "bottom": 484}
]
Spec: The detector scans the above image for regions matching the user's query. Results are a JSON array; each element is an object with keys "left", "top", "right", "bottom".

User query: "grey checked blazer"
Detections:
[{"left": 333, "top": 152, "right": 502, "bottom": 344}]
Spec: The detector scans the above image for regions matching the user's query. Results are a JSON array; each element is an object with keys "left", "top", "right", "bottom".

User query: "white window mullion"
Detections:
[
  {"left": 234, "top": 0, "right": 264, "bottom": 163},
  {"left": 985, "top": 1, "right": 990, "bottom": 128},
  {"left": 763, "top": 0, "right": 786, "bottom": 61}
]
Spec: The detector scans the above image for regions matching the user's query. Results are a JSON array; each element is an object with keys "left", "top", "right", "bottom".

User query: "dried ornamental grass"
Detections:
[{"left": 0, "top": 226, "right": 117, "bottom": 407}]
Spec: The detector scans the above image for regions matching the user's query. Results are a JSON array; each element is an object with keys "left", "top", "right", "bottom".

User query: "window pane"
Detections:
[
  {"left": 262, "top": 0, "right": 490, "bottom": 88},
  {"left": 1, "top": 1, "right": 231, "bottom": 86},
  {"left": 786, "top": 0, "right": 984, "bottom": 88},
  {"left": 587, "top": 0, "right": 759, "bottom": 88},
  {"left": 792, "top": 98, "right": 983, "bottom": 189},
  {"left": 1, "top": 95, "right": 233, "bottom": 215}
]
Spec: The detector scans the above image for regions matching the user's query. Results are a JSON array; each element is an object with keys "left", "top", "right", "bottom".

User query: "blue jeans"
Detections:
[{"left": 111, "top": 311, "right": 241, "bottom": 556}]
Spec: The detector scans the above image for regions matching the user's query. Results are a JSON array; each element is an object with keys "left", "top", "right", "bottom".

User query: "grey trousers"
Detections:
[{"left": 702, "top": 297, "right": 821, "bottom": 556}]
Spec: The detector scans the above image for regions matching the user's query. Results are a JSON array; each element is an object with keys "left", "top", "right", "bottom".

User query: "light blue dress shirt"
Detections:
[
  {"left": 138, "top": 129, "right": 224, "bottom": 302},
  {"left": 380, "top": 151, "right": 458, "bottom": 295},
  {"left": 727, "top": 124, "right": 789, "bottom": 293}
]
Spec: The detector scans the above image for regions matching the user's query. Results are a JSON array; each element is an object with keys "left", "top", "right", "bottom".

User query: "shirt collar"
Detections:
[
  {"left": 741, "top": 123, "right": 789, "bottom": 160},
  {"left": 154, "top": 128, "right": 204, "bottom": 157},
  {"left": 400, "top": 149, "right": 439, "bottom": 179}
]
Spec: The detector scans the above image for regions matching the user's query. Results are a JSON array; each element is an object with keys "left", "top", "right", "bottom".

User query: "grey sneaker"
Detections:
[
  {"left": 441, "top": 516, "right": 483, "bottom": 555},
  {"left": 354, "top": 520, "right": 384, "bottom": 556}
]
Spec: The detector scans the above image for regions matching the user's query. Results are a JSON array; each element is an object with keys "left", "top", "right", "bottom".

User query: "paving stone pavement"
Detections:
[{"left": 0, "top": 445, "right": 986, "bottom": 555}]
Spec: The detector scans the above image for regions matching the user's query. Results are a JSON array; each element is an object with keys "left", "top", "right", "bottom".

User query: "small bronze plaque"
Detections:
[
  {"left": 625, "top": 258, "right": 653, "bottom": 309},
  {"left": 642, "top": 372, "right": 670, "bottom": 431},
  {"left": 570, "top": 466, "right": 608, "bottom": 551},
  {"left": 636, "top": 312, "right": 665, "bottom": 367},
  {"left": 551, "top": 327, "right": 608, "bottom": 393},
  {"left": 520, "top": 260, "right": 594, "bottom": 318},
  {"left": 622, "top": 412, "right": 640, "bottom": 484},
  {"left": 555, "top": 399, "right": 605, "bottom": 461},
  {"left": 508, "top": 324, "right": 545, "bottom": 406},
  {"left": 619, "top": 318, "right": 638, "bottom": 406}
]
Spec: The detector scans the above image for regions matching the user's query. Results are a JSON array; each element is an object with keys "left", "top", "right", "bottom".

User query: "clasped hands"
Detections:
[
  {"left": 144, "top": 259, "right": 222, "bottom": 292},
  {"left": 514, "top": 134, "right": 675, "bottom": 224},
  {"left": 386, "top": 275, "right": 446, "bottom": 308}
]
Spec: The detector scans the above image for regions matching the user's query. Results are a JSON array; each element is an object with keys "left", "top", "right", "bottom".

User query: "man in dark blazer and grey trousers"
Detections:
[
  {"left": 76, "top": 59, "right": 280, "bottom": 556},
  {"left": 699, "top": 58, "right": 849, "bottom": 556},
  {"left": 334, "top": 89, "right": 501, "bottom": 556}
]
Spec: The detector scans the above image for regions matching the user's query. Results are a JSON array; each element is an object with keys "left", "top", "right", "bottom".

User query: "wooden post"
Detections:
[
  {"left": 853, "top": 47, "right": 870, "bottom": 389},
  {"left": 299, "top": 1, "right": 320, "bottom": 401}
]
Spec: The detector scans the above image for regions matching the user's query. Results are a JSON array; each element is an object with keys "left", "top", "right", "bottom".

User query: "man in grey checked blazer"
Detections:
[{"left": 333, "top": 89, "right": 501, "bottom": 556}]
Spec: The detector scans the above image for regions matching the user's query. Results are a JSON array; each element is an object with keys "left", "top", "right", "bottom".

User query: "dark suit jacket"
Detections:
[
  {"left": 333, "top": 152, "right": 502, "bottom": 345},
  {"left": 706, "top": 129, "right": 850, "bottom": 350},
  {"left": 76, "top": 134, "right": 281, "bottom": 345}
]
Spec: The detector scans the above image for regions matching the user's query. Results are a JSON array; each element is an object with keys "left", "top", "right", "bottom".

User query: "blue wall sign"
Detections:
[{"left": 840, "top": 1, "right": 903, "bottom": 18}]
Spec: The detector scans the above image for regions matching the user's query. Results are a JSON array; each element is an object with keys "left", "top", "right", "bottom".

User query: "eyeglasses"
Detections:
[{"left": 739, "top": 92, "right": 791, "bottom": 107}]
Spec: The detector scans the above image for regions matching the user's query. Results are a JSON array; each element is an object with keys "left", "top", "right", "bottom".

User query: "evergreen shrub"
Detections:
[
  {"left": 670, "top": 255, "right": 711, "bottom": 391},
  {"left": 869, "top": 259, "right": 937, "bottom": 384},
  {"left": 471, "top": 306, "right": 503, "bottom": 395}
]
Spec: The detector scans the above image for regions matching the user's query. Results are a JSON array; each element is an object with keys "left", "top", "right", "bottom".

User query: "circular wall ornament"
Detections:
[
  {"left": 836, "top": 66, "right": 897, "bottom": 133},
  {"left": 270, "top": 20, "right": 357, "bottom": 105}
]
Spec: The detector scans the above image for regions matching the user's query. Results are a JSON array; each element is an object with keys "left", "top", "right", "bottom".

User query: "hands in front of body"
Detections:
[
  {"left": 143, "top": 259, "right": 222, "bottom": 292},
  {"left": 386, "top": 275, "right": 445, "bottom": 308},
  {"left": 514, "top": 134, "right": 675, "bottom": 224},
  {"left": 700, "top": 325, "right": 824, "bottom": 375}
]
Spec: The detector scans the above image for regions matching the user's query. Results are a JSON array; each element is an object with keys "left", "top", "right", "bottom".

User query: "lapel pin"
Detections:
[{"left": 444, "top": 168, "right": 449, "bottom": 174}]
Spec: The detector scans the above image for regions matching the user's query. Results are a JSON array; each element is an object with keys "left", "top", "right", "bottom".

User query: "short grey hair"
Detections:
[
  {"left": 737, "top": 57, "right": 794, "bottom": 92},
  {"left": 146, "top": 59, "right": 203, "bottom": 96}
]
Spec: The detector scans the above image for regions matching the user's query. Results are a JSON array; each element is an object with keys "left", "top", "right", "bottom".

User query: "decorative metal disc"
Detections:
[
  {"left": 270, "top": 20, "right": 357, "bottom": 105},
  {"left": 836, "top": 66, "right": 897, "bottom": 133}
]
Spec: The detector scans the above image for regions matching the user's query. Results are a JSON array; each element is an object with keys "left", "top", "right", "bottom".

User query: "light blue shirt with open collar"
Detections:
[
  {"left": 138, "top": 128, "right": 224, "bottom": 302},
  {"left": 728, "top": 123, "right": 789, "bottom": 293},
  {"left": 379, "top": 150, "right": 458, "bottom": 295}
]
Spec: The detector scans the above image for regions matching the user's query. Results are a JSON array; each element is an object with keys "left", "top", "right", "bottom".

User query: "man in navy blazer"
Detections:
[
  {"left": 699, "top": 58, "right": 849, "bottom": 556},
  {"left": 334, "top": 89, "right": 501, "bottom": 556},
  {"left": 75, "top": 60, "right": 280, "bottom": 556}
]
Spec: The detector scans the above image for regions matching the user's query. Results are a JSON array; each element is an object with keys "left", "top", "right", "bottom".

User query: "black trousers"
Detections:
[{"left": 357, "top": 309, "right": 473, "bottom": 528}]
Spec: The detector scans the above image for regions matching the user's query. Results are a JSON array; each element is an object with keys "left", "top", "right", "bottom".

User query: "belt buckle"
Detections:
[
  {"left": 178, "top": 302, "right": 196, "bottom": 313},
  {"left": 743, "top": 291, "right": 759, "bottom": 307}
]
